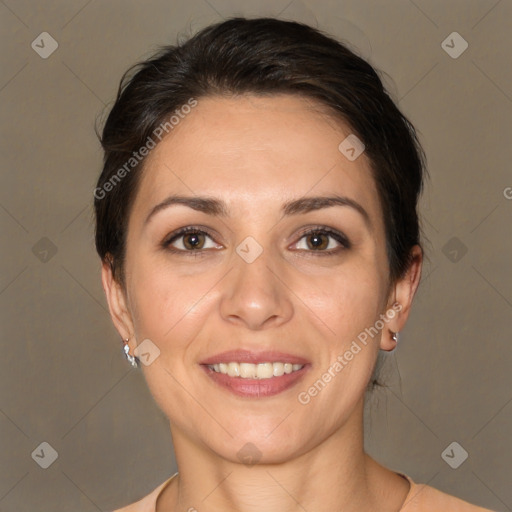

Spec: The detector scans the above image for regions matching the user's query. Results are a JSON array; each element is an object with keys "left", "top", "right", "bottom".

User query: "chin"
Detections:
[{"left": 211, "top": 428, "right": 310, "bottom": 466}]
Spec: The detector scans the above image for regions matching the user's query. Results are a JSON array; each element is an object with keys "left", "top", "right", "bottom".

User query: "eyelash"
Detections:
[
  {"left": 295, "top": 226, "right": 350, "bottom": 255},
  {"left": 162, "top": 225, "right": 350, "bottom": 257}
]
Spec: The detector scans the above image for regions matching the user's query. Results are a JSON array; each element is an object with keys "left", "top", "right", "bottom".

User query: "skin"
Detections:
[{"left": 102, "top": 94, "right": 422, "bottom": 512}]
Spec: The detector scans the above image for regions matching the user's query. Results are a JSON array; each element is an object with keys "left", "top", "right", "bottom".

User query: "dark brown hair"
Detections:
[{"left": 94, "top": 16, "right": 426, "bottom": 291}]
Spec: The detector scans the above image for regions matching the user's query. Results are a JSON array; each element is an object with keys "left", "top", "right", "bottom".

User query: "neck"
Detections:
[{"left": 156, "top": 399, "right": 409, "bottom": 512}]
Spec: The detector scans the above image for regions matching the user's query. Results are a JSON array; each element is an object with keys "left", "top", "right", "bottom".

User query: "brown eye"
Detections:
[
  {"left": 305, "top": 232, "right": 329, "bottom": 250},
  {"left": 182, "top": 232, "right": 206, "bottom": 250},
  {"left": 293, "top": 227, "right": 350, "bottom": 254},
  {"left": 163, "top": 227, "right": 221, "bottom": 253}
]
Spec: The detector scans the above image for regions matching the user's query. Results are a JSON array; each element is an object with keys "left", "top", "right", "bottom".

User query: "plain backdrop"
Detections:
[{"left": 1, "top": 1, "right": 511, "bottom": 510}]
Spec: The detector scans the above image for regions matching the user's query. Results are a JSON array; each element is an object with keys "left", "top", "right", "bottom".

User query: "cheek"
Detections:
[
  {"left": 294, "top": 263, "right": 385, "bottom": 398},
  {"left": 299, "top": 270, "right": 384, "bottom": 394},
  {"left": 299, "top": 261, "right": 385, "bottom": 342},
  {"left": 127, "top": 257, "right": 221, "bottom": 353}
]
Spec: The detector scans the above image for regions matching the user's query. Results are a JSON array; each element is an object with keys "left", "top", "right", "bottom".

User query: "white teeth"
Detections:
[
  {"left": 207, "top": 362, "right": 305, "bottom": 379},
  {"left": 273, "top": 362, "right": 284, "bottom": 377},
  {"left": 227, "top": 362, "right": 240, "bottom": 377},
  {"left": 257, "top": 362, "right": 274, "bottom": 379},
  {"left": 240, "top": 362, "right": 257, "bottom": 378}
]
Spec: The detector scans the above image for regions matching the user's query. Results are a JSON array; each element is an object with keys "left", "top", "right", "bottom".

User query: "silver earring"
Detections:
[
  {"left": 392, "top": 331, "right": 399, "bottom": 344},
  {"left": 123, "top": 338, "right": 138, "bottom": 368}
]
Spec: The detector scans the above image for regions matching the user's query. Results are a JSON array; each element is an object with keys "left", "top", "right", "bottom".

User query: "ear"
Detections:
[
  {"left": 101, "top": 258, "right": 135, "bottom": 348},
  {"left": 380, "top": 245, "right": 423, "bottom": 351}
]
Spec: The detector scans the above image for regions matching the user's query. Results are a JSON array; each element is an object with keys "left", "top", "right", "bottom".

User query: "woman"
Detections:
[{"left": 94, "top": 17, "right": 495, "bottom": 512}]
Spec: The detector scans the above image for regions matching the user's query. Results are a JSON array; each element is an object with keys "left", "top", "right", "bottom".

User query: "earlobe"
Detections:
[
  {"left": 380, "top": 246, "right": 423, "bottom": 351},
  {"left": 382, "top": 330, "right": 399, "bottom": 352},
  {"left": 380, "top": 303, "right": 402, "bottom": 351},
  {"left": 101, "top": 259, "right": 135, "bottom": 342}
]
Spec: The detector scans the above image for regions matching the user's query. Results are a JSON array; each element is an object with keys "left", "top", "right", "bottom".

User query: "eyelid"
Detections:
[
  {"left": 162, "top": 225, "right": 222, "bottom": 251},
  {"left": 162, "top": 224, "right": 350, "bottom": 255},
  {"left": 291, "top": 225, "right": 351, "bottom": 252}
]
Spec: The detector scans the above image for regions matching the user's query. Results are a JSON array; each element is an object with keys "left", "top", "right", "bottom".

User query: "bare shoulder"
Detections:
[
  {"left": 111, "top": 503, "right": 139, "bottom": 512},
  {"left": 110, "top": 496, "right": 153, "bottom": 512},
  {"left": 109, "top": 474, "right": 177, "bottom": 512},
  {"left": 402, "top": 477, "right": 496, "bottom": 511}
]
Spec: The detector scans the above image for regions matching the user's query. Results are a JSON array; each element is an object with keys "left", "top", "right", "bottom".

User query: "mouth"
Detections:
[
  {"left": 199, "top": 350, "right": 310, "bottom": 398},
  {"left": 206, "top": 361, "right": 305, "bottom": 378}
]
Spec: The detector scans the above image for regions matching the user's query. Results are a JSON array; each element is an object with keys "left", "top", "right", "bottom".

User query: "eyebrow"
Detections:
[{"left": 144, "top": 194, "right": 371, "bottom": 229}]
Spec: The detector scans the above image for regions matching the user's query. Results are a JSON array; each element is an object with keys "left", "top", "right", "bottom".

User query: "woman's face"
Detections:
[{"left": 104, "top": 94, "right": 417, "bottom": 463}]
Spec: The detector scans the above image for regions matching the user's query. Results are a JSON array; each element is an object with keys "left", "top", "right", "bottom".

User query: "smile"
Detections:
[
  {"left": 207, "top": 362, "right": 304, "bottom": 379},
  {"left": 201, "top": 362, "right": 310, "bottom": 398}
]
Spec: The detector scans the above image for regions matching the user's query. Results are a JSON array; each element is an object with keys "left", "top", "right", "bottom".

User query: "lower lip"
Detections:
[{"left": 201, "top": 364, "right": 310, "bottom": 398}]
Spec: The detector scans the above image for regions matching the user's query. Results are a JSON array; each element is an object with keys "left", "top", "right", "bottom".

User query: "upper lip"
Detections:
[{"left": 200, "top": 349, "right": 310, "bottom": 365}]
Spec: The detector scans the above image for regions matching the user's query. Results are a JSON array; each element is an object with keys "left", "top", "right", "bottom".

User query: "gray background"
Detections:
[{"left": 1, "top": 0, "right": 511, "bottom": 510}]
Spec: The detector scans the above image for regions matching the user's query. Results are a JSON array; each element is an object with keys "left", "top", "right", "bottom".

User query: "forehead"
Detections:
[{"left": 131, "top": 94, "right": 381, "bottom": 221}]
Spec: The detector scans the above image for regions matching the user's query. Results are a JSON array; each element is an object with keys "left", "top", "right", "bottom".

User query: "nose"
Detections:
[{"left": 219, "top": 247, "right": 294, "bottom": 330}]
